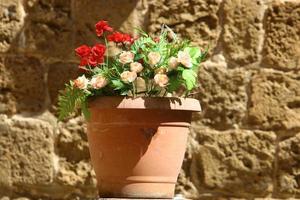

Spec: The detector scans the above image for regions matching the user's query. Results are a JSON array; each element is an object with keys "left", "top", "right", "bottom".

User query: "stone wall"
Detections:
[{"left": 0, "top": 0, "right": 300, "bottom": 199}]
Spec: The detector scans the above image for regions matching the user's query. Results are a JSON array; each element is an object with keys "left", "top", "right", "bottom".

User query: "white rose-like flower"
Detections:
[
  {"left": 119, "top": 51, "right": 134, "bottom": 64},
  {"left": 130, "top": 62, "right": 144, "bottom": 73},
  {"left": 154, "top": 74, "right": 169, "bottom": 87},
  {"left": 90, "top": 75, "right": 108, "bottom": 89},
  {"left": 74, "top": 75, "right": 89, "bottom": 89},
  {"left": 120, "top": 71, "right": 137, "bottom": 83},
  {"left": 168, "top": 56, "right": 179, "bottom": 70},
  {"left": 148, "top": 52, "right": 161, "bottom": 66},
  {"left": 177, "top": 50, "right": 192, "bottom": 68}
]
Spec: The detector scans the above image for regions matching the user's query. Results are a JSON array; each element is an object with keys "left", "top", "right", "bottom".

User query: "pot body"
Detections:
[{"left": 87, "top": 97, "right": 200, "bottom": 198}]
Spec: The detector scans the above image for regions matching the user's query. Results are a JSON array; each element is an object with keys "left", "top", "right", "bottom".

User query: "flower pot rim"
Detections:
[{"left": 88, "top": 96, "right": 201, "bottom": 112}]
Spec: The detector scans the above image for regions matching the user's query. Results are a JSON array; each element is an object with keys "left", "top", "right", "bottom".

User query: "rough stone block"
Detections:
[
  {"left": 262, "top": 1, "right": 300, "bottom": 71},
  {"left": 57, "top": 117, "right": 89, "bottom": 162},
  {"left": 148, "top": 0, "right": 221, "bottom": 50},
  {"left": 0, "top": 0, "right": 25, "bottom": 53},
  {"left": 2, "top": 56, "right": 47, "bottom": 114},
  {"left": 277, "top": 133, "right": 300, "bottom": 197},
  {"left": 195, "top": 56, "right": 248, "bottom": 130},
  {"left": 0, "top": 115, "right": 54, "bottom": 185},
  {"left": 21, "top": 0, "right": 74, "bottom": 59},
  {"left": 223, "top": 0, "right": 265, "bottom": 66},
  {"left": 73, "top": 0, "right": 148, "bottom": 46},
  {"left": 249, "top": 69, "right": 300, "bottom": 131},
  {"left": 56, "top": 159, "right": 96, "bottom": 188},
  {"left": 190, "top": 126, "right": 275, "bottom": 197}
]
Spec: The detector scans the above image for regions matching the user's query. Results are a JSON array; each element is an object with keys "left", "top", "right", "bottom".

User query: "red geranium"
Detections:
[
  {"left": 107, "top": 32, "right": 133, "bottom": 44},
  {"left": 75, "top": 44, "right": 106, "bottom": 67},
  {"left": 95, "top": 20, "right": 113, "bottom": 37},
  {"left": 75, "top": 45, "right": 91, "bottom": 58},
  {"left": 88, "top": 44, "right": 106, "bottom": 66}
]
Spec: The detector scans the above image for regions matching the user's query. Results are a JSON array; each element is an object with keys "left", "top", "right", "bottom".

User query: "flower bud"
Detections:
[
  {"left": 130, "top": 62, "right": 144, "bottom": 73},
  {"left": 119, "top": 51, "right": 134, "bottom": 64},
  {"left": 121, "top": 71, "right": 137, "bottom": 83},
  {"left": 168, "top": 56, "right": 179, "bottom": 70},
  {"left": 148, "top": 52, "right": 161, "bottom": 66},
  {"left": 74, "top": 75, "right": 89, "bottom": 89},
  {"left": 154, "top": 74, "right": 169, "bottom": 87},
  {"left": 90, "top": 75, "right": 108, "bottom": 89},
  {"left": 177, "top": 50, "right": 192, "bottom": 68}
]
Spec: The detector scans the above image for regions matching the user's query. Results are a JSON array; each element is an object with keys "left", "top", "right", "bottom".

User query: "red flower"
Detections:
[
  {"left": 107, "top": 32, "right": 133, "bottom": 44},
  {"left": 88, "top": 44, "right": 106, "bottom": 66},
  {"left": 75, "top": 45, "right": 91, "bottom": 58},
  {"left": 95, "top": 20, "right": 113, "bottom": 37},
  {"left": 75, "top": 44, "right": 106, "bottom": 67}
]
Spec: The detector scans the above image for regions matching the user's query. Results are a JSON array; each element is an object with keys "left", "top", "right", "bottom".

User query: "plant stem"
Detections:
[
  {"left": 104, "top": 37, "right": 109, "bottom": 66},
  {"left": 132, "top": 81, "right": 136, "bottom": 98}
]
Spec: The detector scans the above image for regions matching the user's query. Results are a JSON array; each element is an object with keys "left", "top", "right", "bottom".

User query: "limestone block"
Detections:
[
  {"left": 249, "top": 70, "right": 300, "bottom": 131},
  {"left": 223, "top": 0, "right": 265, "bottom": 66},
  {"left": 148, "top": 0, "right": 221, "bottom": 50},
  {"left": 0, "top": 115, "right": 54, "bottom": 185},
  {"left": 22, "top": 0, "right": 74, "bottom": 59},
  {"left": 57, "top": 117, "right": 89, "bottom": 162},
  {"left": 190, "top": 126, "right": 275, "bottom": 197},
  {"left": 73, "top": 0, "right": 148, "bottom": 46},
  {"left": 0, "top": 0, "right": 25, "bottom": 52},
  {"left": 278, "top": 133, "right": 300, "bottom": 197},
  {"left": 262, "top": 1, "right": 300, "bottom": 70},
  {"left": 195, "top": 57, "right": 248, "bottom": 130},
  {"left": 1, "top": 56, "right": 47, "bottom": 114}
]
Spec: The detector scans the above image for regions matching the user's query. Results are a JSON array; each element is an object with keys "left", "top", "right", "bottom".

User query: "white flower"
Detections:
[
  {"left": 148, "top": 52, "right": 161, "bottom": 66},
  {"left": 154, "top": 74, "right": 169, "bottom": 87},
  {"left": 90, "top": 75, "right": 108, "bottom": 89},
  {"left": 120, "top": 71, "right": 137, "bottom": 83},
  {"left": 130, "top": 62, "right": 144, "bottom": 73},
  {"left": 119, "top": 51, "right": 134, "bottom": 64},
  {"left": 177, "top": 50, "right": 192, "bottom": 68},
  {"left": 74, "top": 75, "right": 89, "bottom": 89},
  {"left": 168, "top": 56, "right": 179, "bottom": 70}
]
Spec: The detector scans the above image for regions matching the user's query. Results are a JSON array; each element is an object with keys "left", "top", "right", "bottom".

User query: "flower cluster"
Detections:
[{"left": 58, "top": 20, "right": 207, "bottom": 120}]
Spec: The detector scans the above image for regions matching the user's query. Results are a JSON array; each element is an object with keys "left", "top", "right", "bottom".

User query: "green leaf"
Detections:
[
  {"left": 167, "top": 75, "right": 182, "bottom": 92},
  {"left": 182, "top": 69, "right": 197, "bottom": 90},
  {"left": 185, "top": 47, "right": 201, "bottom": 59},
  {"left": 57, "top": 82, "right": 89, "bottom": 121},
  {"left": 111, "top": 79, "right": 125, "bottom": 90},
  {"left": 81, "top": 100, "right": 91, "bottom": 120}
]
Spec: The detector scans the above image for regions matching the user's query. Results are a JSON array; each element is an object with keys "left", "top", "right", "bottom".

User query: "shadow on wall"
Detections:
[{"left": 2, "top": 0, "right": 140, "bottom": 117}]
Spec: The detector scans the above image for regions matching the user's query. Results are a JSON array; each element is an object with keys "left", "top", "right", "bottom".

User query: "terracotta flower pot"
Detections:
[{"left": 87, "top": 96, "right": 201, "bottom": 199}]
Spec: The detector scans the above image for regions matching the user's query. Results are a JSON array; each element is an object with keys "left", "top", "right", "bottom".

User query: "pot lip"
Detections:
[{"left": 88, "top": 96, "right": 201, "bottom": 112}]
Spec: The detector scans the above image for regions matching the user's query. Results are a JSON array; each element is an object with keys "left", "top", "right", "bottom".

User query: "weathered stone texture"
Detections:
[
  {"left": 262, "top": 1, "right": 300, "bottom": 71},
  {"left": 0, "top": 56, "right": 47, "bottom": 114},
  {"left": 0, "top": 0, "right": 25, "bottom": 53},
  {"left": 278, "top": 133, "right": 300, "bottom": 197},
  {"left": 190, "top": 126, "right": 275, "bottom": 197},
  {"left": 57, "top": 117, "right": 89, "bottom": 162},
  {"left": 249, "top": 70, "right": 300, "bottom": 131},
  {"left": 148, "top": 0, "right": 221, "bottom": 50},
  {"left": 195, "top": 55, "right": 248, "bottom": 130},
  {"left": 22, "top": 0, "right": 74, "bottom": 59},
  {"left": 1, "top": 0, "right": 300, "bottom": 199},
  {"left": 73, "top": 0, "right": 148, "bottom": 46},
  {"left": 222, "top": 0, "right": 265, "bottom": 66},
  {"left": 47, "top": 62, "right": 79, "bottom": 107},
  {"left": 0, "top": 115, "right": 54, "bottom": 185}
]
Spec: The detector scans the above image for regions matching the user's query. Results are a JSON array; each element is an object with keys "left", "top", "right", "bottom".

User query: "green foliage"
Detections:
[
  {"left": 58, "top": 25, "right": 209, "bottom": 120},
  {"left": 182, "top": 69, "right": 197, "bottom": 91},
  {"left": 58, "top": 81, "right": 90, "bottom": 121}
]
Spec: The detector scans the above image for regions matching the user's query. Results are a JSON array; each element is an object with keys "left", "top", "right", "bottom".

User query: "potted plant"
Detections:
[{"left": 58, "top": 20, "right": 207, "bottom": 199}]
